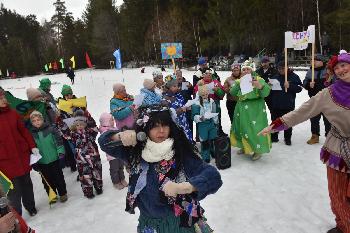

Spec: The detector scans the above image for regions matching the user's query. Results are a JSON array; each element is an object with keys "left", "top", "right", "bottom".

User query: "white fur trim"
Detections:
[{"left": 141, "top": 138, "right": 174, "bottom": 162}]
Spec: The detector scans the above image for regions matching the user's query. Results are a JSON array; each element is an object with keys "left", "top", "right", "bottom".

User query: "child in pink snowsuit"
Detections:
[{"left": 99, "top": 112, "right": 128, "bottom": 190}]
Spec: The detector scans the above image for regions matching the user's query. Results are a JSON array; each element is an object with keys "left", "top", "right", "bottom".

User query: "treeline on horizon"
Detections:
[{"left": 0, "top": 0, "right": 349, "bottom": 76}]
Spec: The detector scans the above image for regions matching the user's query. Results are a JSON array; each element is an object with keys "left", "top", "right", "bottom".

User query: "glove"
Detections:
[
  {"left": 32, "top": 148, "right": 40, "bottom": 155},
  {"left": 120, "top": 130, "right": 137, "bottom": 147}
]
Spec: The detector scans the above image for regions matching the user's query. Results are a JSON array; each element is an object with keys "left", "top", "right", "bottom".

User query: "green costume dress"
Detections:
[{"left": 229, "top": 76, "right": 271, "bottom": 154}]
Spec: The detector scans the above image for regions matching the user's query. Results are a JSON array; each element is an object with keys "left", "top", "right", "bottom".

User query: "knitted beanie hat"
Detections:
[
  {"left": 39, "top": 78, "right": 51, "bottom": 91},
  {"left": 113, "top": 83, "right": 125, "bottom": 93},
  {"left": 314, "top": 54, "right": 327, "bottom": 63},
  {"left": 165, "top": 78, "right": 178, "bottom": 89},
  {"left": 337, "top": 52, "right": 350, "bottom": 65},
  {"left": 198, "top": 57, "right": 206, "bottom": 65},
  {"left": 152, "top": 70, "right": 162, "bottom": 79},
  {"left": 99, "top": 112, "right": 115, "bottom": 127},
  {"left": 61, "top": 84, "right": 73, "bottom": 96},
  {"left": 143, "top": 79, "right": 156, "bottom": 89},
  {"left": 328, "top": 51, "right": 350, "bottom": 71},
  {"left": 30, "top": 110, "right": 43, "bottom": 121},
  {"left": 26, "top": 88, "right": 42, "bottom": 101}
]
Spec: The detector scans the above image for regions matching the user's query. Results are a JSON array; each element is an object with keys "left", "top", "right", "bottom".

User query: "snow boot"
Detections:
[
  {"left": 60, "top": 194, "right": 68, "bottom": 203},
  {"left": 327, "top": 227, "right": 343, "bottom": 233},
  {"left": 307, "top": 134, "right": 319, "bottom": 144},
  {"left": 284, "top": 138, "right": 292, "bottom": 146},
  {"left": 237, "top": 149, "right": 244, "bottom": 155},
  {"left": 251, "top": 153, "right": 262, "bottom": 161}
]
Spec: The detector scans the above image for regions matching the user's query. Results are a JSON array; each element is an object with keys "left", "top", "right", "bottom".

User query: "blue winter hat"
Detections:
[{"left": 198, "top": 57, "right": 206, "bottom": 65}]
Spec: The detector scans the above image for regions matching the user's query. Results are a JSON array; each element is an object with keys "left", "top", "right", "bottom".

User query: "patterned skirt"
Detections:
[{"left": 137, "top": 214, "right": 195, "bottom": 233}]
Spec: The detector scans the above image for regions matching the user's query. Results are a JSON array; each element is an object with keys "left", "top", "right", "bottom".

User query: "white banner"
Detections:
[{"left": 285, "top": 25, "right": 315, "bottom": 50}]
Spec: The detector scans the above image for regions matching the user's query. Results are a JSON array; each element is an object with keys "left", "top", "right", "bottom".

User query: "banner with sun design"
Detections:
[{"left": 161, "top": 43, "right": 182, "bottom": 60}]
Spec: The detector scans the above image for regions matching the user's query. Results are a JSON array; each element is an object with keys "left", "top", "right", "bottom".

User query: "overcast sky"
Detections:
[{"left": 0, "top": 0, "right": 123, "bottom": 23}]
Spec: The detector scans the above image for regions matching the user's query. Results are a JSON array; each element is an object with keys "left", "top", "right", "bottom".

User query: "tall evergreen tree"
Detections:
[{"left": 51, "top": 0, "right": 67, "bottom": 56}]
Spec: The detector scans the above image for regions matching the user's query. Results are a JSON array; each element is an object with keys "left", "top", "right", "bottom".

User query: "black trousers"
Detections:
[
  {"left": 38, "top": 160, "right": 67, "bottom": 197},
  {"left": 265, "top": 95, "right": 272, "bottom": 112},
  {"left": 109, "top": 159, "right": 125, "bottom": 184},
  {"left": 310, "top": 113, "right": 331, "bottom": 136},
  {"left": 226, "top": 100, "right": 237, "bottom": 123},
  {"left": 7, "top": 173, "right": 36, "bottom": 215},
  {"left": 214, "top": 100, "right": 225, "bottom": 135},
  {"left": 63, "top": 138, "right": 77, "bottom": 171},
  {"left": 271, "top": 108, "right": 294, "bottom": 141}
]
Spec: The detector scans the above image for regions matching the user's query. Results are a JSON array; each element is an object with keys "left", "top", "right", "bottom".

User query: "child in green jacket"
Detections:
[{"left": 30, "top": 111, "right": 68, "bottom": 204}]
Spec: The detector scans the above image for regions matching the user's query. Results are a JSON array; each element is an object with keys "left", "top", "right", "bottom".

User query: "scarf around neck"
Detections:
[
  {"left": 329, "top": 79, "right": 350, "bottom": 109},
  {"left": 141, "top": 138, "right": 174, "bottom": 162},
  {"left": 113, "top": 94, "right": 134, "bottom": 102}
]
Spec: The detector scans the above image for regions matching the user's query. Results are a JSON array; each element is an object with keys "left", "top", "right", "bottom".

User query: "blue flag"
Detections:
[{"left": 113, "top": 49, "right": 122, "bottom": 70}]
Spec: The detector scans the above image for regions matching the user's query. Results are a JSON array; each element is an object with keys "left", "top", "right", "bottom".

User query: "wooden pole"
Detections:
[
  {"left": 284, "top": 47, "right": 288, "bottom": 92},
  {"left": 171, "top": 57, "right": 176, "bottom": 74},
  {"left": 311, "top": 43, "right": 315, "bottom": 83}
]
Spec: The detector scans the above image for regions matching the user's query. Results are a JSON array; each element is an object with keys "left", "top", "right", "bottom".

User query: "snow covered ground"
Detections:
[{"left": 0, "top": 67, "right": 334, "bottom": 233}]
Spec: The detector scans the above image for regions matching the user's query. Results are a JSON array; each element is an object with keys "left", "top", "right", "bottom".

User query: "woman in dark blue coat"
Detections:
[{"left": 99, "top": 105, "right": 222, "bottom": 233}]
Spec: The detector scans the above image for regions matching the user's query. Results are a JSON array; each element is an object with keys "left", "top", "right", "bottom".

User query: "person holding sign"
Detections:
[
  {"left": 303, "top": 54, "right": 332, "bottom": 145},
  {"left": 229, "top": 60, "right": 271, "bottom": 161},
  {"left": 269, "top": 61, "right": 302, "bottom": 145},
  {"left": 258, "top": 52, "right": 350, "bottom": 233}
]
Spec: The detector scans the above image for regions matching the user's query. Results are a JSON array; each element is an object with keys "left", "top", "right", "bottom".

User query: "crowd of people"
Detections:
[{"left": 0, "top": 50, "right": 349, "bottom": 233}]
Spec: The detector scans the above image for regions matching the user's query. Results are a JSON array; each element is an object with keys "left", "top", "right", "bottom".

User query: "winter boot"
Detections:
[
  {"left": 307, "top": 134, "right": 319, "bottom": 145},
  {"left": 237, "top": 149, "right": 244, "bottom": 155},
  {"left": 271, "top": 133, "right": 279, "bottom": 143},
  {"left": 114, "top": 183, "right": 125, "bottom": 190},
  {"left": 96, "top": 188, "right": 103, "bottom": 195},
  {"left": 49, "top": 197, "right": 58, "bottom": 205},
  {"left": 60, "top": 194, "right": 68, "bottom": 203},
  {"left": 28, "top": 207, "right": 37, "bottom": 216},
  {"left": 327, "top": 227, "right": 343, "bottom": 233},
  {"left": 284, "top": 138, "right": 292, "bottom": 146},
  {"left": 251, "top": 153, "right": 262, "bottom": 161}
]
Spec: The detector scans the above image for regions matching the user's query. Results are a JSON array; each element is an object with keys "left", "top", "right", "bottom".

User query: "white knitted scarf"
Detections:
[{"left": 141, "top": 138, "right": 174, "bottom": 163}]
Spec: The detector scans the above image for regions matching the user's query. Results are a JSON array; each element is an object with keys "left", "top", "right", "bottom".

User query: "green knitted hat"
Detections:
[
  {"left": 61, "top": 84, "right": 73, "bottom": 96},
  {"left": 39, "top": 78, "right": 51, "bottom": 91}
]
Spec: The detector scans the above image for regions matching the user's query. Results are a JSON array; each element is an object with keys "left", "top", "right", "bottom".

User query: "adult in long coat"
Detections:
[{"left": 0, "top": 88, "right": 37, "bottom": 216}]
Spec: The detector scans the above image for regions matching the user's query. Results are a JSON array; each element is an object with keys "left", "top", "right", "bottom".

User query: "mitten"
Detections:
[
  {"left": 120, "top": 130, "right": 137, "bottom": 147},
  {"left": 31, "top": 148, "right": 40, "bottom": 155}
]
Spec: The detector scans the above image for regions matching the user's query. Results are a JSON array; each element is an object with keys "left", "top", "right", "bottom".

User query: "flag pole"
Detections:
[
  {"left": 284, "top": 47, "right": 288, "bottom": 92},
  {"left": 311, "top": 43, "right": 315, "bottom": 83}
]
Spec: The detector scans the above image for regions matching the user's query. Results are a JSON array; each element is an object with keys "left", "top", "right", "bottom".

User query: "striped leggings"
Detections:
[{"left": 327, "top": 167, "right": 350, "bottom": 233}]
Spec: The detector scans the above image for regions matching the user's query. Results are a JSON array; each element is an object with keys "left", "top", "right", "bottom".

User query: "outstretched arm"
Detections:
[{"left": 259, "top": 89, "right": 326, "bottom": 136}]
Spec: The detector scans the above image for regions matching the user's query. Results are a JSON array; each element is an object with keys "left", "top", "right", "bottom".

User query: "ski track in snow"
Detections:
[{"left": 0, "top": 68, "right": 334, "bottom": 233}]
